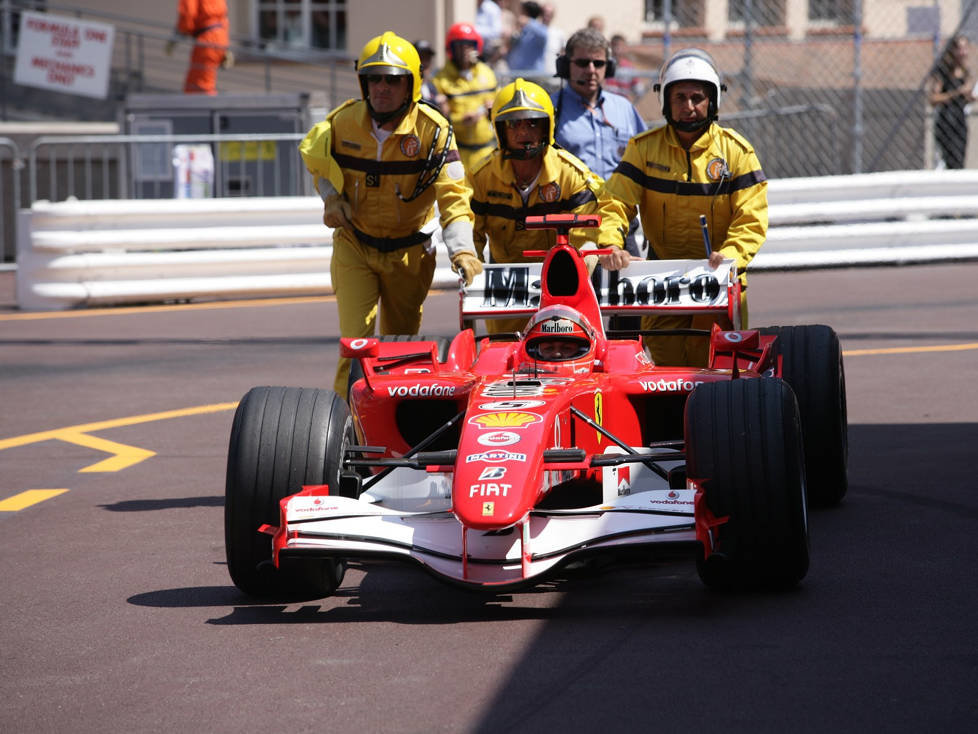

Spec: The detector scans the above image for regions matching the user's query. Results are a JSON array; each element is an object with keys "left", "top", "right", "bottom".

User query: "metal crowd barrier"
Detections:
[
  {"left": 1, "top": 136, "right": 22, "bottom": 266},
  {"left": 15, "top": 170, "right": 978, "bottom": 311},
  {"left": 28, "top": 132, "right": 308, "bottom": 203}
]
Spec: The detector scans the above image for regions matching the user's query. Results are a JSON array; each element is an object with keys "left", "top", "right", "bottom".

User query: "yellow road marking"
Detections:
[
  {"left": 0, "top": 295, "right": 337, "bottom": 321},
  {"left": 0, "top": 403, "right": 238, "bottom": 472},
  {"left": 843, "top": 342, "right": 978, "bottom": 357},
  {"left": 61, "top": 432, "right": 156, "bottom": 473},
  {"left": 0, "top": 489, "right": 69, "bottom": 512}
]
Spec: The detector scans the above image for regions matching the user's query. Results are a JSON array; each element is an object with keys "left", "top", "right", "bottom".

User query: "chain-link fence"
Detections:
[{"left": 624, "top": 0, "right": 978, "bottom": 177}]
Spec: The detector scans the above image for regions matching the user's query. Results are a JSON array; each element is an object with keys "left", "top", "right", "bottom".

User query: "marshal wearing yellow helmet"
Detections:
[
  {"left": 466, "top": 78, "right": 630, "bottom": 334},
  {"left": 299, "top": 31, "right": 482, "bottom": 397}
]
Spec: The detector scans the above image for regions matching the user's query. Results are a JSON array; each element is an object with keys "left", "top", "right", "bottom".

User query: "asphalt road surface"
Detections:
[{"left": 1, "top": 264, "right": 976, "bottom": 733}]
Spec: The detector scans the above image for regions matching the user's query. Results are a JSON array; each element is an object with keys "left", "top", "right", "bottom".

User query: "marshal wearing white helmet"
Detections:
[
  {"left": 656, "top": 48, "right": 725, "bottom": 133},
  {"left": 604, "top": 47, "right": 768, "bottom": 368}
]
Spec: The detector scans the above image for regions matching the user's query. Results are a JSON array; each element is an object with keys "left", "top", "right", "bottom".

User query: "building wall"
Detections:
[
  {"left": 27, "top": 0, "right": 968, "bottom": 107},
  {"left": 63, "top": 0, "right": 968, "bottom": 56}
]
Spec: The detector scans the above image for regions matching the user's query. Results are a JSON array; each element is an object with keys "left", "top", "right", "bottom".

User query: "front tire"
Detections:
[
  {"left": 686, "top": 379, "right": 809, "bottom": 590},
  {"left": 225, "top": 386, "right": 352, "bottom": 599}
]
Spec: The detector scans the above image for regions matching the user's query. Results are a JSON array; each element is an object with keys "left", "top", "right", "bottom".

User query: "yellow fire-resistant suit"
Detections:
[
  {"left": 299, "top": 99, "right": 474, "bottom": 396},
  {"left": 433, "top": 61, "right": 497, "bottom": 169},
  {"left": 603, "top": 122, "right": 768, "bottom": 366},
  {"left": 468, "top": 146, "right": 625, "bottom": 334}
]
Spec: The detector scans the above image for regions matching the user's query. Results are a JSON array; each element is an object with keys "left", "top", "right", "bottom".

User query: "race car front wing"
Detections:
[{"left": 268, "top": 487, "right": 699, "bottom": 588}]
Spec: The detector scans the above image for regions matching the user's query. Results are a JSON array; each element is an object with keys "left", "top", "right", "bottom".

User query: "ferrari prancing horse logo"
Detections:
[{"left": 594, "top": 391, "right": 603, "bottom": 443}]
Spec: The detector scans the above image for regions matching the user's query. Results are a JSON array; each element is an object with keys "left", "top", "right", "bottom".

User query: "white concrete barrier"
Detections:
[{"left": 16, "top": 170, "right": 978, "bottom": 310}]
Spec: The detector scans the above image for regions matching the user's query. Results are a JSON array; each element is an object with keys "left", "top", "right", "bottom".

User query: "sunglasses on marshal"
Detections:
[
  {"left": 571, "top": 58, "right": 607, "bottom": 69},
  {"left": 365, "top": 74, "right": 405, "bottom": 85}
]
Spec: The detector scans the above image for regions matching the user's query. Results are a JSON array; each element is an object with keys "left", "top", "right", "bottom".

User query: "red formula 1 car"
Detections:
[{"left": 224, "top": 215, "right": 847, "bottom": 599}]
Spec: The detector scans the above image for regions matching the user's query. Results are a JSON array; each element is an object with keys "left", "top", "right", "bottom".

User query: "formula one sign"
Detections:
[
  {"left": 14, "top": 12, "right": 115, "bottom": 99},
  {"left": 462, "top": 259, "right": 734, "bottom": 320}
]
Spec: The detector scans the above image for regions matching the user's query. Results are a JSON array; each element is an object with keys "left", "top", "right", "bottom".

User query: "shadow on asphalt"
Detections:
[
  {"left": 125, "top": 423, "right": 976, "bottom": 629},
  {"left": 100, "top": 496, "right": 224, "bottom": 511},
  {"left": 127, "top": 556, "right": 810, "bottom": 626}
]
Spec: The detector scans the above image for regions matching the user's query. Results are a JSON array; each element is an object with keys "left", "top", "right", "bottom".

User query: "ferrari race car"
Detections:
[{"left": 225, "top": 215, "right": 847, "bottom": 599}]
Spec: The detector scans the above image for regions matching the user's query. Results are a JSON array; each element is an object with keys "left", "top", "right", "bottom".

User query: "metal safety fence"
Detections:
[
  {"left": 511, "top": 0, "right": 978, "bottom": 177},
  {"left": 5, "top": 0, "right": 978, "bottom": 263},
  {"left": 642, "top": 0, "right": 978, "bottom": 176}
]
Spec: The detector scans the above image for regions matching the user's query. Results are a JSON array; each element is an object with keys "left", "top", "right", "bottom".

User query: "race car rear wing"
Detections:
[{"left": 461, "top": 259, "right": 741, "bottom": 328}]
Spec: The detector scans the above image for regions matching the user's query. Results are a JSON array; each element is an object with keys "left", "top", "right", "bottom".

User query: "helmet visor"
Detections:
[{"left": 526, "top": 336, "right": 591, "bottom": 362}]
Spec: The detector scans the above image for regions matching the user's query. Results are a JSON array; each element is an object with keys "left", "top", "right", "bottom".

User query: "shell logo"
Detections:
[{"left": 469, "top": 412, "right": 541, "bottom": 429}]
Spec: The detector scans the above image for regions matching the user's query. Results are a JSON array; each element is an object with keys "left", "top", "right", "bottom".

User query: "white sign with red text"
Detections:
[{"left": 13, "top": 12, "right": 115, "bottom": 99}]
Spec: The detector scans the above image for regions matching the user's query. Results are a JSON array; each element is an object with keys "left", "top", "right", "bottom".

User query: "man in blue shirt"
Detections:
[
  {"left": 552, "top": 27, "right": 646, "bottom": 256},
  {"left": 507, "top": 2, "right": 549, "bottom": 73}
]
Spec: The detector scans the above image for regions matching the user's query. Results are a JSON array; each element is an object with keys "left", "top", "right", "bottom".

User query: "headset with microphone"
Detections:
[{"left": 553, "top": 39, "right": 616, "bottom": 127}]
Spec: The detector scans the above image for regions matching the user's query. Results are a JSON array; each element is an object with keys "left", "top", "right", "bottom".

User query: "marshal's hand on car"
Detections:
[{"left": 598, "top": 246, "right": 632, "bottom": 271}]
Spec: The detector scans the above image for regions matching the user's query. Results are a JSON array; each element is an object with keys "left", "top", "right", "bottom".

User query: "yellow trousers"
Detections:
[
  {"left": 331, "top": 230, "right": 435, "bottom": 397},
  {"left": 642, "top": 292, "right": 749, "bottom": 367}
]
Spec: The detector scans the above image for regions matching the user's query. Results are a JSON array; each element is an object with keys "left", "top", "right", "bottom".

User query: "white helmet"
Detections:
[{"left": 654, "top": 48, "right": 725, "bottom": 132}]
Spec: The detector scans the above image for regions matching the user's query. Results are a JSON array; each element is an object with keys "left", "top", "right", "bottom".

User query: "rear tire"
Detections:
[
  {"left": 760, "top": 325, "right": 848, "bottom": 507},
  {"left": 686, "top": 379, "right": 809, "bottom": 590},
  {"left": 225, "top": 386, "right": 352, "bottom": 599}
]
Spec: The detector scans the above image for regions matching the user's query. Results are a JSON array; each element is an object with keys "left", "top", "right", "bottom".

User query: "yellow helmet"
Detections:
[
  {"left": 491, "top": 78, "right": 555, "bottom": 158},
  {"left": 356, "top": 31, "right": 422, "bottom": 103}
]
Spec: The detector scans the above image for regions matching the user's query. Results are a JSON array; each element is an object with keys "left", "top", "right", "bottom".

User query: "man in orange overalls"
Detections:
[{"left": 173, "top": 0, "right": 229, "bottom": 95}]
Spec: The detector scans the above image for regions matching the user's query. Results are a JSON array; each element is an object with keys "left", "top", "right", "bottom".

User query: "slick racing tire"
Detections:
[
  {"left": 225, "top": 386, "right": 353, "bottom": 599},
  {"left": 686, "top": 379, "right": 809, "bottom": 591},
  {"left": 760, "top": 325, "right": 848, "bottom": 507},
  {"left": 347, "top": 335, "right": 451, "bottom": 399}
]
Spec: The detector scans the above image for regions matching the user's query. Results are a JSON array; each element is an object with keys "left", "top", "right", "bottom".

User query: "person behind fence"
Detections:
[
  {"left": 433, "top": 23, "right": 498, "bottom": 170},
  {"left": 467, "top": 78, "right": 630, "bottom": 335},
  {"left": 605, "top": 34, "right": 645, "bottom": 102},
  {"left": 299, "top": 31, "right": 480, "bottom": 397},
  {"left": 927, "top": 34, "right": 975, "bottom": 170},
  {"left": 167, "top": 0, "right": 231, "bottom": 95},
  {"left": 603, "top": 48, "right": 768, "bottom": 368}
]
